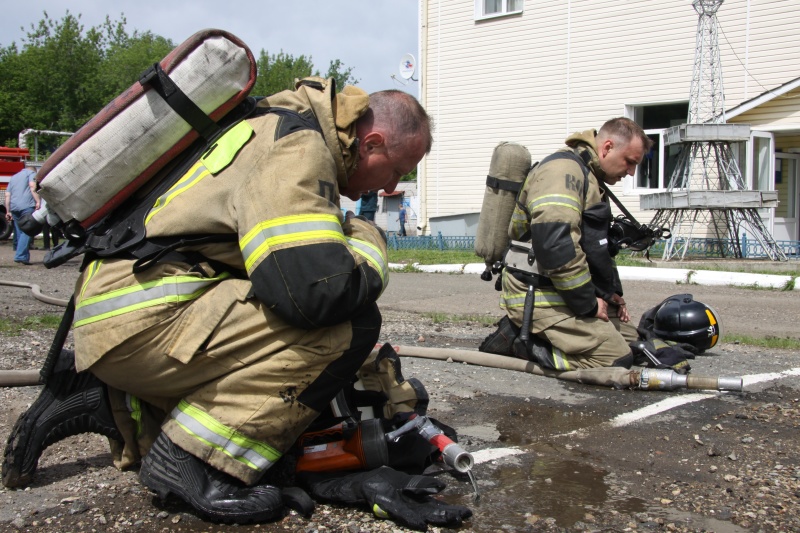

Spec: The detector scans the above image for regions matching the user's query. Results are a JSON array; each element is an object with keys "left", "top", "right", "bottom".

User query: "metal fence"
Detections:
[
  {"left": 387, "top": 232, "right": 475, "bottom": 251},
  {"left": 647, "top": 235, "right": 800, "bottom": 260},
  {"left": 388, "top": 232, "right": 800, "bottom": 260}
]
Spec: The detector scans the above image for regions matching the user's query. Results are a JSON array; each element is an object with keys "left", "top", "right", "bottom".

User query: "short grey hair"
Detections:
[
  {"left": 598, "top": 117, "right": 653, "bottom": 151},
  {"left": 366, "top": 90, "right": 434, "bottom": 154}
]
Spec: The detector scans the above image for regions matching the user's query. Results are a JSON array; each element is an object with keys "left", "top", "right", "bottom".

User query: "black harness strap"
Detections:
[
  {"left": 140, "top": 63, "right": 221, "bottom": 141},
  {"left": 130, "top": 234, "right": 241, "bottom": 275},
  {"left": 486, "top": 175, "right": 523, "bottom": 194}
]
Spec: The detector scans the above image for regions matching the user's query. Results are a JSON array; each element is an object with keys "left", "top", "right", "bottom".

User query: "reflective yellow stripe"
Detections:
[
  {"left": 74, "top": 273, "right": 230, "bottom": 327},
  {"left": 373, "top": 504, "right": 390, "bottom": 519},
  {"left": 171, "top": 400, "right": 280, "bottom": 472},
  {"left": 240, "top": 214, "right": 345, "bottom": 271},
  {"left": 510, "top": 210, "right": 529, "bottom": 236},
  {"left": 79, "top": 259, "right": 103, "bottom": 300},
  {"left": 146, "top": 160, "right": 211, "bottom": 225},
  {"left": 126, "top": 394, "right": 143, "bottom": 439},
  {"left": 529, "top": 193, "right": 582, "bottom": 214},
  {"left": 202, "top": 120, "right": 253, "bottom": 174},
  {"left": 500, "top": 289, "right": 566, "bottom": 310},
  {"left": 346, "top": 237, "right": 388, "bottom": 289},
  {"left": 145, "top": 121, "right": 253, "bottom": 225},
  {"left": 551, "top": 347, "right": 571, "bottom": 371},
  {"left": 551, "top": 269, "right": 592, "bottom": 291}
]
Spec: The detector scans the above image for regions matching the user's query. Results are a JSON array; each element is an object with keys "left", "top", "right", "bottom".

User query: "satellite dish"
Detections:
[{"left": 399, "top": 53, "right": 416, "bottom": 81}]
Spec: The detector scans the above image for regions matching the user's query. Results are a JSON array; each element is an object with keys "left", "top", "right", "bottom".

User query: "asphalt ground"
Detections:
[{"left": 1, "top": 243, "right": 799, "bottom": 531}]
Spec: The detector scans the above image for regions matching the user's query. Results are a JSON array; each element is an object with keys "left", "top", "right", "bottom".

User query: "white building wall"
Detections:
[{"left": 418, "top": 0, "right": 800, "bottom": 231}]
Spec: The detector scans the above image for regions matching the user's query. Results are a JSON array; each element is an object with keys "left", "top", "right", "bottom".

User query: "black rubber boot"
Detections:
[
  {"left": 2, "top": 349, "right": 122, "bottom": 488},
  {"left": 140, "top": 432, "right": 286, "bottom": 524},
  {"left": 478, "top": 316, "right": 520, "bottom": 356},
  {"left": 513, "top": 334, "right": 559, "bottom": 370}
]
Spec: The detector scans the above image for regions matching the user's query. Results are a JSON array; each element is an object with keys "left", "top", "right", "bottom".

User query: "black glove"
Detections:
[
  {"left": 299, "top": 466, "right": 472, "bottom": 531},
  {"left": 281, "top": 486, "right": 315, "bottom": 517},
  {"left": 636, "top": 326, "right": 699, "bottom": 357}
]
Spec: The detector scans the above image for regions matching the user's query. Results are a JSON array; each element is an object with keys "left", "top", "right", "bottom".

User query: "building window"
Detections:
[
  {"left": 475, "top": 0, "right": 523, "bottom": 20},
  {"left": 628, "top": 103, "right": 688, "bottom": 192}
]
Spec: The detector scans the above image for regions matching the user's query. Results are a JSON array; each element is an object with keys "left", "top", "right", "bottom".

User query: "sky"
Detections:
[{"left": 2, "top": 1, "right": 420, "bottom": 96}]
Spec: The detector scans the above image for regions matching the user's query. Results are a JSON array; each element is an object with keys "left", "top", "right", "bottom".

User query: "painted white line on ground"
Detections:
[
  {"left": 472, "top": 447, "right": 525, "bottom": 464},
  {"left": 472, "top": 367, "right": 800, "bottom": 462},
  {"left": 610, "top": 393, "right": 717, "bottom": 427},
  {"left": 610, "top": 367, "right": 800, "bottom": 428},
  {"left": 742, "top": 367, "right": 800, "bottom": 387}
]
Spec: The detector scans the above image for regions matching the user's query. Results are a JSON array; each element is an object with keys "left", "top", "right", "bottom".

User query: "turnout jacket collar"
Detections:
[
  {"left": 260, "top": 77, "right": 369, "bottom": 190},
  {"left": 564, "top": 129, "right": 609, "bottom": 184}
]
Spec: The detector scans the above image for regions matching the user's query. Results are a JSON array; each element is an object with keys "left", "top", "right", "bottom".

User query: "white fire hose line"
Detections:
[{"left": 471, "top": 367, "right": 800, "bottom": 462}]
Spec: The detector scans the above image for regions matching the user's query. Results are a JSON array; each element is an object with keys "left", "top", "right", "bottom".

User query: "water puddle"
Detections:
[{"left": 443, "top": 447, "right": 646, "bottom": 530}]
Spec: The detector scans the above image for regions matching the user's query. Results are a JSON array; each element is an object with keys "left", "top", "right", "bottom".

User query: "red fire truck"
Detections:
[{"left": 0, "top": 147, "right": 31, "bottom": 240}]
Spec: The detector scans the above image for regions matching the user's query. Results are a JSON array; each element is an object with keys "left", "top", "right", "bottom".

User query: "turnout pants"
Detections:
[
  {"left": 89, "top": 279, "right": 381, "bottom": 485},
  {"left": 531, "top": 306, "right": 638, "bottom": 370}
]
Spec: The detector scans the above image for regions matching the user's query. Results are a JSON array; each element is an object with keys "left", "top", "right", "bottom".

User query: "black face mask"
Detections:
[{"left": 608, "top": 216, "right": 671, "bottom": 254}]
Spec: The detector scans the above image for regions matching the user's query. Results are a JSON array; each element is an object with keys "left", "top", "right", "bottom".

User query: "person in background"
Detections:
[
  {"left": 358, "top": 190, "right": 378, "bottom": 221},
  {"left": 398, "top": 204, "right": 408, "bottom": 236},
  {"left": 4, "top": 163, "right": 39, "bottom": 265},
  {"left": 482, "top": 117, "right": 694, "bottom": 375}
]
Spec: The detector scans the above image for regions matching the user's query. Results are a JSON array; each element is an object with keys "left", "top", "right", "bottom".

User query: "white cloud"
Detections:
[{"left": 2, "top": 0, "right": 419, "bottom": 95}]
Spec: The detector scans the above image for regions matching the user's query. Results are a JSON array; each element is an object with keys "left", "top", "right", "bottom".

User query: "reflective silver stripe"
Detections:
[
  {"left": 171, "top": 406, "right": 274, "bottom": 472},
  {"left": 501, "top": 290, "right": 566, "bottom": 309},
  {"left": 528, "top": 193, "right": 581, "bottom": 213},
  {"left": 240, "top": 215, "right": 344, "bottom": 271},
  {"left": 346, "top": 237, "right": 388, "bottom": 287},
  {"left": 551, "top": 346, "right": 571, "bottom": 371},
  {"left": 551, "top": 270, "right": 592, "bottom": 291},
  {"left": 74, "top": 275, "right": 227, "bottom": 327},
  {"left": 510, "top": 211, "right": 528, "bottom": 224},
  {"left": 534, "top": 290, "right": 566, "bottom": 307},
  {"left": 500, "top": 293, "right": 526, "bottom": 309}
]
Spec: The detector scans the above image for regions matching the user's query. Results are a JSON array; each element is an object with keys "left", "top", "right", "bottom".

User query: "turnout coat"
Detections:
[{"left": 72, "top": 78, "right": 388, "bottom": 484}]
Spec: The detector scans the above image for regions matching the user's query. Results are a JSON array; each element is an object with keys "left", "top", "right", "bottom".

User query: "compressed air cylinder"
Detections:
[{"left": 475, "top": 142, "right": 532, "bottom": 278}]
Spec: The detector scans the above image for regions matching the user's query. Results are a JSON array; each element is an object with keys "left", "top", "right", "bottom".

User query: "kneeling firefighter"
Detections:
[
  {"left": 3, "top": 66, "right": 471, "bottom": 530},
  {"left": 4, "top": 344, "right": 473, "bottom": 530},
  {"left": 477, "top": 118, "right": 699, "bottom": 375}
]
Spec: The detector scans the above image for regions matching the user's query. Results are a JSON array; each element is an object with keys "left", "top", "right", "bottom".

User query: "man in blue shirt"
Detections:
[
  {"left": 398, "top": 205, "right": 407, "bottom": 236},
  {"left": 4, "top": 165, "right": 39, "bottom": 265}
]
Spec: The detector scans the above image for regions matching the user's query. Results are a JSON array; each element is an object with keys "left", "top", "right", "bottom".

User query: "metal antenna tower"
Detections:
[{"left": 641, "top": 0, "right": 786, "bottom": 261}]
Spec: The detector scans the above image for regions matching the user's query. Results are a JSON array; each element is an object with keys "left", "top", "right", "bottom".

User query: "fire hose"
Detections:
[{"left": 0, "top": 280, "right": 743, "bottom": 392}]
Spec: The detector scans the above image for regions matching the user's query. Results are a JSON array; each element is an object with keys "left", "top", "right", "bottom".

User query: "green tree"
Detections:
[
  {"left": 0, "top": 11, "right": 358, "bottom": 149},
  {"left": 0, "top": 11, "right": 172, "bottom": 148},
  {"left": 252, "top": 50, "right": 359, "bottom": 97},
  {"left": 94, "top": 16, "right": 174, "bottom": 99},
  {"left": 322, "top": 59, "right": 359, "bottom": 93}
]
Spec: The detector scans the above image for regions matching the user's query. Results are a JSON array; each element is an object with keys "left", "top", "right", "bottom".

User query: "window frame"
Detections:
[{"left": 474, "top": 0, "right": 524, "bottom": 21}]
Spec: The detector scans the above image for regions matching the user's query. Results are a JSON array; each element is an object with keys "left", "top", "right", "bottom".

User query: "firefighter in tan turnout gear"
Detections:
[
  {"left": 490, "top": 118, "right": 653, "bottom": 371},
  {"left": 2, "top": 78, "right": 472, "bottom": 529}
]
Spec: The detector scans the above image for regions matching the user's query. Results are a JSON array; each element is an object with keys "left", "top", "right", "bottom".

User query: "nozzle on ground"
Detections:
[{"left": 441, "top": 442, "right": 474, "bottom": 473}]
